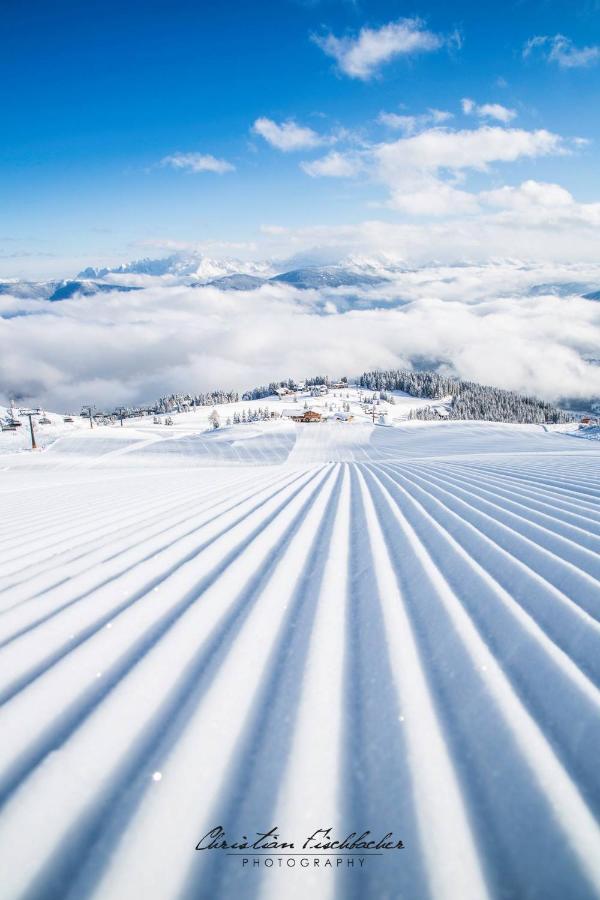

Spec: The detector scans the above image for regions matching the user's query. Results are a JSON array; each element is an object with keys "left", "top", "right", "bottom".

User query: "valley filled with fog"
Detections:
[{"left": 1, "top": 253, "right": 599, "bottom": 413}]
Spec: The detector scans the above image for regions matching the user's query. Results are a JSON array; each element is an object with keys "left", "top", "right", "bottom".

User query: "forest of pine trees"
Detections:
[
  {"left": 358, "top": 369, "right": 572, "bottom": 424},
  {"left": 155, "top": 390, "right": 239, "bottom": 412},
  {"left": 241, "top": 382, "right": 290, "bottom": 401}
]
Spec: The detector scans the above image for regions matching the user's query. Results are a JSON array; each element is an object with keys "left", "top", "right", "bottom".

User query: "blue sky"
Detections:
[{"left": 2, "top": 0, "right": 600, "bottom": 277}]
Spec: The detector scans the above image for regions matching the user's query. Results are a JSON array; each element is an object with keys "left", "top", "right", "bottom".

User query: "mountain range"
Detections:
[{"left": 1, "top": 252, "right": 599, "bottom": 303}]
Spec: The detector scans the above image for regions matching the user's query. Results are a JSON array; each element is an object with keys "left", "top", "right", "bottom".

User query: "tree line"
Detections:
[
  {"left": 358, "top": 369, "right": 572, "bottom": 424},
  {"left": 155, "top": 390, "right": 239, "bottom": 412}
]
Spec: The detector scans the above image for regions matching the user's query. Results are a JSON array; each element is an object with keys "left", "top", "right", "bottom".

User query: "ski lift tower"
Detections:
[
  {"left": 19, "top": 408, "right": 41, "bottom": 450},
  {"left": 115, "top": 406, "right": 128, "bottom": 427},
  {"left": 81, "top": 404, "right": 96, "bottom": 430}
]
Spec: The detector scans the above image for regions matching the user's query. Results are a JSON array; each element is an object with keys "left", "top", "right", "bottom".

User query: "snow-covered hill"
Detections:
[
  {"left": 0, "top": 406, "right": 89, "bottom": 452},
  {"left": 527, "top": 281, "right": 597, "bottom": 297},
  {"left": 0, "top": 384, "right": 591, "bottom": 458},
  {"left": 0, "top": 280, "right": 61, "bottom": 300},
  {"left": 0, "top": 412, "right": 599, "bottom": 900},
  {"left": 48, "top": 281, "right": 142, "bottom": 301},
  {"left": 271, "top": 265, "right": 388, "bottom": 290},
  {"left": 206, "top": 273, "right": 268, "bottom": 291},
  {"left": 0, "top": 279, "right": 142, "bottom": 301}
]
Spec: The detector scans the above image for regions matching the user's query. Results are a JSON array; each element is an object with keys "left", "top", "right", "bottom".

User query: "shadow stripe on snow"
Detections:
[
  {"left": 400, "top": 466, "right": 600, "bottom": 576},
  {"left": 383, "top": 464, "right": 600, "bottom": 622},
  {"left": 0, "top": 476, "right": 196, "bottom": 559},
  {"left": 422, "top": 463, "right": 600, "bottom": 532},
  {"left": 338, "top": 466, "right": 440, "bottom": 900},
  {"left": 363, "top": 463, "right": 600, "bottom": 811},
  {"left": 0, "top": 467, "right": 328, "bottom": 806},
  {"left": 358, "top": 464, "right": 600, "bottom": 899},
  {"left": 5, "top": 467, "right": 337, "bottom": 900},
  {"left": 0, "top": 468, "right": 308, "bottom": 662},
  {"left": 460, "top": 461, "right": 600, "bottom": 501},
  {"left": 0, "top": 469, "right": 294, "bottom": 611},
  {"left": 2, "top": 479, "right": 264, "bottom": 591},
  {"left": 372, "top": 463, "right": 600, "bottom": 684},
  {"left": 0, "top": 468, "right": 266, "bottom": 579},
  {"left": 175, "top": 467, "right": 347, "bottom": 900}
]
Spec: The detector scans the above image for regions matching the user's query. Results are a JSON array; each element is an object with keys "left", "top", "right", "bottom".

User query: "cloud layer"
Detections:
[{"left": 1, "top": 260, "right": 599, "bottom": 412}]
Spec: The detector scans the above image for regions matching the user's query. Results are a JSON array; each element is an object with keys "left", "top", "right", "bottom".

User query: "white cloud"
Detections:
[
  {"left": 160, "top": 153, "right": 235, "bottom": 174},
  {"left": 375, "top": 125, "right": 562, "bottom": 174},
  {"left": 481, "top": 179, "right": 574, "bottom": 211},
  {"left": 301, "top": 151, "right": 362, "bottom": 177},
  {"left": 378, "top": 112, "right": 419, "bottom": 133},
  {"left": 260, "top": 224, "right": 289, "bottom": 235},
  {"left": 462, "top": 98, "right": 517, "bottom": 123},
  {"left": 523, "top": 34, "right": 600, "bottom": 68},
  {"left": 429, "top": 108, "right": 454, "bottom": 125},
  {"left": 387, "top": 177, "right": 481, "bottom": 216},
  {"left": 252, "top": 117, "right": 323, "bottom": 151},
  {"left": 378, "top": 108, "right": 453, "bottom": 134},
  {"left": 313, "top": 18, "right": 445, "bottom": 79},
  {"left": 480, "top": 179, "right": 600, "bottom": 226}
]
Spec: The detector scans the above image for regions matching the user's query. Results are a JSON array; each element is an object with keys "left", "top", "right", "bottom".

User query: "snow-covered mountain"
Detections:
[
  {"left": 527, "top": 282, "right": 596, "bottom": 297},
  {"left": 78, "top": 256, "right": 187, "bottom": 279},
  {"left": 48, "top": 281, "right": 142, "bottom": 301},
  {"left": 206, "top": 273, "right": 267, "bottom": 291},
  {"left": 0, "top": 279, "right": 141, "bottom": 301},
  {"left": 76, "top": 253, "right": 400, "bottom": 289},
  {"left": 78, "top": 252, "right": 275, "bottom": 283},
  {"left": 207, "top": 265, "right": 389, "bottom": 291}
]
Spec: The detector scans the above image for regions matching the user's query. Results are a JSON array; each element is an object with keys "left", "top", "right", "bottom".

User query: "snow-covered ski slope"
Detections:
[{"left": 0, "top": 420, "right": 599, "bottom": 900}]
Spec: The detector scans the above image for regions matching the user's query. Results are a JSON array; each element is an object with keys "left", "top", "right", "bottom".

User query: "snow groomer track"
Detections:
[{"left": 0, "top": 421, "right": 599, "bottom": 900}]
